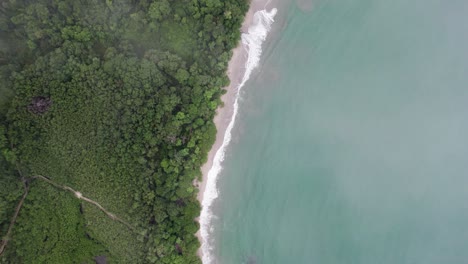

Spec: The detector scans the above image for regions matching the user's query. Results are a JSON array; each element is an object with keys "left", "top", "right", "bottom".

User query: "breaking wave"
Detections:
[{"left": 200, "top": 7, "right": 278, "bottom": 264}]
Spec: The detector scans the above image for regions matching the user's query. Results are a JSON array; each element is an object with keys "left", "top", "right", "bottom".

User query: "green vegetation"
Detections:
[{"left": 0, "top": 0, "right": 248, "bottom": 263}]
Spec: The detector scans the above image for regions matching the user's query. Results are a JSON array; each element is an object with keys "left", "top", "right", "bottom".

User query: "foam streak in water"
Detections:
[{"left": 200, "top": 8, "right": 278, "bottom": 264}]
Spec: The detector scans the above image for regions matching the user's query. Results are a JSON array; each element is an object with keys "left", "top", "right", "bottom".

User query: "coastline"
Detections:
[{"left": 195, "top": 0, "right": 277, "bottom": 260}]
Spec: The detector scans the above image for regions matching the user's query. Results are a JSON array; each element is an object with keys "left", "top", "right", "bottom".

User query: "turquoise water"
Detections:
[{"left": 213, "top": 0, "right": 468, "bottom": 263}]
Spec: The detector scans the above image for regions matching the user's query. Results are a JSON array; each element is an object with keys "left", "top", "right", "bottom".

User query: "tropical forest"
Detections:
[{"left": 0, "top": 0, "right": 248, "bottom": 263}]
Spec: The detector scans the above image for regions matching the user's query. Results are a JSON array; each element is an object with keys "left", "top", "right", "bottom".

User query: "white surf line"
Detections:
[{"left": 199, "top": 8, "right": 278, "bottom": 264}]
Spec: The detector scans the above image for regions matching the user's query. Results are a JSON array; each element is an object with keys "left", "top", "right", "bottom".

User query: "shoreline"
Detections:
[{"left": 194, "top": 0, "right": 277, "bottom": 261}]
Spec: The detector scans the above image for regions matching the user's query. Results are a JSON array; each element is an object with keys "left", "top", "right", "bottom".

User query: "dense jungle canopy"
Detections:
[{"left": 0, "top": 0, "right": 248, "bottom": 263}]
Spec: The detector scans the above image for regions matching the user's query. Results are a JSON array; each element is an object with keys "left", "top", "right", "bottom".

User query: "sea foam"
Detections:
[{"left": 200, "top": 8, "right": 278, "bottom": 264}]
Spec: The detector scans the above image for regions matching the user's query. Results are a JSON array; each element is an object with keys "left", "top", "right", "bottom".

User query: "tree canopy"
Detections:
[{"left": 0, "top": 0, "right": 248, "bottom": 263}]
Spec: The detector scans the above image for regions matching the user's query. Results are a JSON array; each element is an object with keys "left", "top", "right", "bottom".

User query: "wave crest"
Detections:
[{"left": 199, "top": 8, "right": 278, "bottom": 264}]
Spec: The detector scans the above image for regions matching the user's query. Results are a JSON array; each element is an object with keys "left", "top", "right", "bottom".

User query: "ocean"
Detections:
[{"left": 204, "top": 0, "right": 468, "bottom": 263}]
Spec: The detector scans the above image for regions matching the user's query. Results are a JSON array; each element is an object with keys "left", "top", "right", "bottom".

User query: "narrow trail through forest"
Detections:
[
  {"left": 0, "top": 177, "right": 28, "bottom": 256},
  {"left": 0, "top": 174, "right": 136, "bottom": 257},
  {"left": 32, "top": 175, "right": 135, "bottom": 231}
]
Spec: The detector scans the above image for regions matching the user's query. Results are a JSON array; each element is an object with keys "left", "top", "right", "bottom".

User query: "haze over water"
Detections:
[{"left": 212, "top": 0, "right": 468, "bottom": 263}]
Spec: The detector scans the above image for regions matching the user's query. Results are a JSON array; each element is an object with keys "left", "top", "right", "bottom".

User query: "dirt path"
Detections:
[
  {"left": 0, "top": 177, "right": 29, "bottom": 256},
  {"left": 0, "top": 174, "right": 136, "bottom": 257},
  {"left": 32, "top": 175, "right": 135, "bottom": 231}
]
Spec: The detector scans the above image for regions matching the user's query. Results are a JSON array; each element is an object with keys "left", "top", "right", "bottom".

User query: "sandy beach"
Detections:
[
  {"left": 196, "top": 0, "right": 270, "bottom": 202},
  {"left": 194, "top": 0, "right": 277, "bottom": 260}
]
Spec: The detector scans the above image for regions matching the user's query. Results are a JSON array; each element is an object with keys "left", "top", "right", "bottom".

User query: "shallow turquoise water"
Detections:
[{"left": 214, "top": 1, "right": 468, "bottom": 263}]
